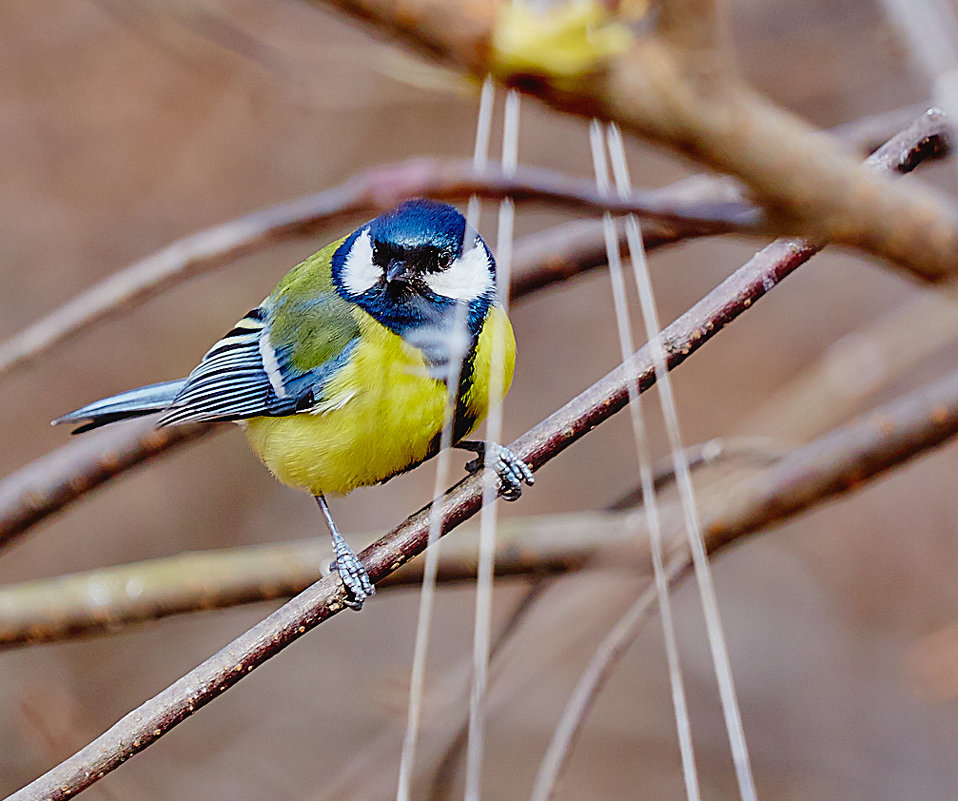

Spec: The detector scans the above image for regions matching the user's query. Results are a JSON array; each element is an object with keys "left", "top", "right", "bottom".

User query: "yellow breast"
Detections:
[{"left": 244, "top": 306, "right": 516, "bottom": 496}]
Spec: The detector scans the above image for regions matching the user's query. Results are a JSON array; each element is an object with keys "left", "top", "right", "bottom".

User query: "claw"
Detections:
[
  {"left": 461, "top": 441, "right": 534, "bottom": 500},
  {"left": 330, "top": 533, "right": 375, "bottom": 611}
]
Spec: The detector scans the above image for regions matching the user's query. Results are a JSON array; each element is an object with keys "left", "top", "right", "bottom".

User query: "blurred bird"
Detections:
[{"left": 54, "top": 199, "right": 533, "bottom": 609}]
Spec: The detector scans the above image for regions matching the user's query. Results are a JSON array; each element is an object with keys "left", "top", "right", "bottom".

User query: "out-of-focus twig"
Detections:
[
  {"left": 6, "top": 111, "right": 950, "bottom": 801},
  {"left": 309, "top": 0, "right": 958, "bottom": 284},
  {"left": 0, "top": 158, "right": 753, "bottom": 379},
  {"left": 0, "top": 421, "right": 217, "bottom": 550},
  {"left": 534, "top": 362, "right": 958, "bottom": 798},
  {"left": 0, "top": 512, "right": 636, "bottom": 648},
  {"left": 747, "top": 290, "right": 958, "bottom": 442}
]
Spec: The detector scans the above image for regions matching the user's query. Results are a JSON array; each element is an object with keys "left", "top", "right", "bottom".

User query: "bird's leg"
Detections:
[
  {"left": 456, "top": 440, "right": 535, "bottom": 501},
  {"left": 315, "top": 494, "right": 375, "bottom": 610}
]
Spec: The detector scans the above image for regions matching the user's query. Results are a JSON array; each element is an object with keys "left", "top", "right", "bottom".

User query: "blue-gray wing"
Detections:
[{"left": 156, "top": 305, "right": 357, "bottom": 426}]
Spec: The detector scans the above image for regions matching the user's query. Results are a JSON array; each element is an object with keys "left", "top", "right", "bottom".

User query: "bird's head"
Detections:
[{"left": 331, "top": 199, "right": 497, "bottom": 343}]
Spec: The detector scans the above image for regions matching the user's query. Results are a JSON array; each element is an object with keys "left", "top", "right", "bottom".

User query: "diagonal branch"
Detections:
[
  {"left": 6, "top": 110, "right": 949, "bottom": 801},
  {"left": 0, "top": 110, "right": 946, "bottom": 553}
]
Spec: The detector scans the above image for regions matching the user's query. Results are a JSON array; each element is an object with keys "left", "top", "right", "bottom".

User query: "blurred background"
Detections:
[{"left": 2, "top": 0, "right": 958, "bottom": 798}]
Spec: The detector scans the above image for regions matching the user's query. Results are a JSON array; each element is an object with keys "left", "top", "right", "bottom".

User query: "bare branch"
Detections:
[
  {"left": 0, "top": 422, "right": 217, "bottom": 549},
  {"left": 534, "top": 362, "right": 958, "bottom": 797},
  {"left": 0, "top": 159, "right": 752, "bottom": 379},
  {"left": 747, "top": 290, "right": 958, "bottom": 442},
  {"left": 307, "top": 0, "right": 958, "bottom": 284},
  {"left": 0, "top": 104, "right": 937, "bottom": 384},
  {"left": 0, "top": 512, "right": 636, "bottom": 647},
  {"left": 6, "top": 111, "right": 951, "bottom": 801}
]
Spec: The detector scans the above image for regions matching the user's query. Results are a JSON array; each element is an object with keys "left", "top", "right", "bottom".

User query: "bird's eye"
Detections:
[{"left": 436, "top": 251, "right": 453, "bottom": 271}]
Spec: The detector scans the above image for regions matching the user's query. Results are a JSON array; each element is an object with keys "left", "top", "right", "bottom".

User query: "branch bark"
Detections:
[
  {"left": 0, "top": 437, "right": 781, "bottom": 645},
  {"left": 6, "top": 110, "right": 949, "bottom": 801},
  {"left": 0, "top": 512, "right": 638, "bottom": 647}
]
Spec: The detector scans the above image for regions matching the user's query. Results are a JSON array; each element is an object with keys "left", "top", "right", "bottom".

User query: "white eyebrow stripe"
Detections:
[
  {"left": 424, "top": 237, "right": 493, "bottom": 301},
  {"left": 341, "top": 228, "right": 380, "bottom": 296}
]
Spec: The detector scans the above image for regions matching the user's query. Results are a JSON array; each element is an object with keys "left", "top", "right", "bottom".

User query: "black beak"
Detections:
[{"left": 385, "top": 259, "right": 412, "bottom": 285}]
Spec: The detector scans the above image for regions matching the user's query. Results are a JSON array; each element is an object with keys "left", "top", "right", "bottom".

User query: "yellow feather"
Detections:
[{"left": 244, "top": 306, "right": 516, "bottom": 496}]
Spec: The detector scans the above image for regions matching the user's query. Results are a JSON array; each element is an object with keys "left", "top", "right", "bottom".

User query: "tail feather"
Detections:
[{"left": 53, "top": 379, "right": 186, "bottom": 434}]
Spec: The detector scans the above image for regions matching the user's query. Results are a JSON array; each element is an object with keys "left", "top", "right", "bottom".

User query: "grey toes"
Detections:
[
  {"left": 330, "top": 540, "right": 375, "bottom": 611},
  {"left": 485, "top": 442, "right": 535, "bottom": 501}
]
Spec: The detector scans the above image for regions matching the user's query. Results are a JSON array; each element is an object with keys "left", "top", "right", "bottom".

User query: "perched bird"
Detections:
[{"left": 55, "top": 199, "right": 534, "bottom": 609}]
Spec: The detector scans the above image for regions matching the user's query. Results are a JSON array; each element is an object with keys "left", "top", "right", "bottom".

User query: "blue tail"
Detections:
[{"left": 53, "top": 379, "right": 186, "bottom": 434}]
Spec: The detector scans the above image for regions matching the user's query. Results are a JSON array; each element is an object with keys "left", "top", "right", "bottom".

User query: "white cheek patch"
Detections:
[
  {"left": 341, "top": 228, "right": 381, "bottom": 296},
  {"left": 424, "top": 236, "right": 494, "bottom": 302}
]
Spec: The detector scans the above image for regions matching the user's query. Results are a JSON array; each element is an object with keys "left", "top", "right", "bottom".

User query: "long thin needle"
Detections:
[
  {"left": 607, "top": 123, "right": 758, "bottom": 801},
  {"left": 395, "top": 78, "right": 496, "bottom": 801},
  {"left": 464, "top": 87, "right": 521, "bottom": 801}
]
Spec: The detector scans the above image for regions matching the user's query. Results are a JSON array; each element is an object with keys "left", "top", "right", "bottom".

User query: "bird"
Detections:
[{"left": 54, "top": 199, "right": 534, "bottom": 610}]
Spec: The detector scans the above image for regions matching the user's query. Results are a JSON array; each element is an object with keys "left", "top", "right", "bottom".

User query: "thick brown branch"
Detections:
[
  {"left": 6, "top": 111, "right": 945, "bottom": 801},
  {"left": 309, "top": 0, "right": 958, "bottom": 284}
]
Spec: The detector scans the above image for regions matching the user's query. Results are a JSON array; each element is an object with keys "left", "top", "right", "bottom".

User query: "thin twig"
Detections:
[
  {"left": 0, "top": 422, "right": 217, "bottom": 549},
  {"left": 0, "top": 159, "right": 753, "bottom": 379},
  {"left": 747, "top": 290, "right": 958, "bottom": 441},
  {"left": 5, "top": 111, "right": 948, "bottom": 801},
  {"left": 533, "top": 362, "right": 958, "bottom": 797},
  {"left": 531, "top": 557, "right": 687, "bottom": 801},
  {"left": 0, "top": 103, "right": 934, "bottom": 384}
]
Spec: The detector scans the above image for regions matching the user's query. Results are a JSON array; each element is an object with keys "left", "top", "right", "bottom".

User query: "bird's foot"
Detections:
[
  {"left": 462, "top": 440, "right": 535, "bottom": 501},
  {"left": 329, "top": 530, "right": 375, "bottom": 610}
]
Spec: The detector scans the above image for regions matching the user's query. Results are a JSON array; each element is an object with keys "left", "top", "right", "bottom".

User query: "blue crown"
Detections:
[{"left": 368, "top": 199, "right": 468, "bottom": 255}]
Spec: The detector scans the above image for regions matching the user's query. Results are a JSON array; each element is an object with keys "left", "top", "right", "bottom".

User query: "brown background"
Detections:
[{"left": 2, "top": 1, "right": 958, "bottom": 798}]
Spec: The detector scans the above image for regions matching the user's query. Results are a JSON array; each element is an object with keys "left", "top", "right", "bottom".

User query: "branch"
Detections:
[
  {"left": 309, "top": 0, "right": 958, "bottom": 284},
  {"left": 0, "top": 159, "right": 751, "bottom": 379},
  {"left": 747, "top": 290, "right": 958, "bottom": 442},
  {"left": 0, "top": 512, "right": 638, "bottom": 647},
  {"left": 0, "top": 103, "right": 934, "bottom": 383},
  {"left": 0, "top": 421, "right": 216, "bottom": 549},
  {"left": 0, "top": 437, "right": 782, "bottom": 646},
  {"left": 533, "top": 364, "right": 958, "bottom": 798},
  {"left": 0, "top": 109, "right": 945, "bottom": 552},
  {"left": 6, "top": 111, "right": 947, "bottom": 801}
]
